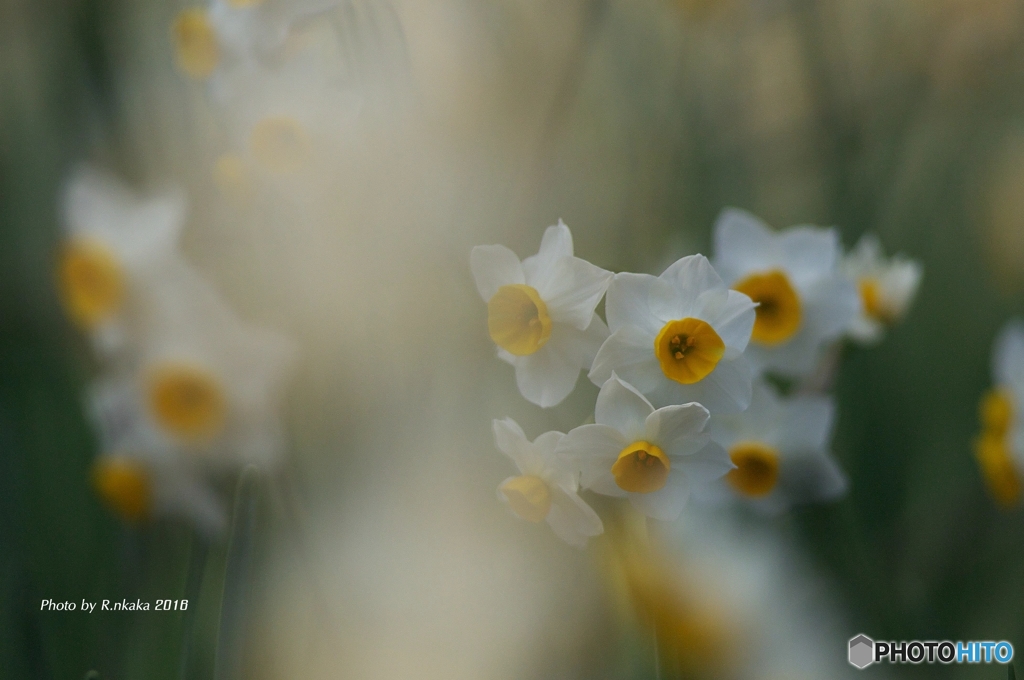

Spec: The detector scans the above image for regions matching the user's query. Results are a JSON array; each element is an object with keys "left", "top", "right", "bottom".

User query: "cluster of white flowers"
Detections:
[
  {"left": 58, "top": 167, "right": 296, "bottom": 536},
  {"left": 170, "top": 0, "right": 362, "bottom": 199},
  {"left": 473, "top": 210, "right": 922, "bottom": 546}
]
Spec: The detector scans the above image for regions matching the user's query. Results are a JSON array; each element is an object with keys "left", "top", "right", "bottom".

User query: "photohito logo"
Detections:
[{"left": 848, "top": 634, "right": 1013, "bottom": 669}]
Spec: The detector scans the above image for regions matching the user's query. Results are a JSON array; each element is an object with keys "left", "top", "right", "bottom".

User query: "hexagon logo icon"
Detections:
[{"left": 849, "top": 634, "right": 874, "bottom": 669}]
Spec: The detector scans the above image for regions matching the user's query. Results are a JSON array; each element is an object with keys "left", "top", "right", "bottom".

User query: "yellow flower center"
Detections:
[
  {"left": 57, "top": 240, "right": 125, "bottom": 329},
  {"left": 980, "top": 388, "right": 1014, "bottom": 437},
  {"left": 612, "top": 441, "right": 671, "bottom": 494},
  {"left": 499, "top": 475, "right": 552, "bottom": 522},
  {"left": 654, "top": 318, "right": 726, "bottom": 384},
  {"left": 171, "top": 9, "right": 220, "bottom": 79},
  {"left": 213, "top": 153, "right": 252, "bottom": 204},
  {"left": 732, "top": 270, "right": 802, "bottom": 345},
  {"left": 487, "top": 284, "right": 552, "bottom": 356},
  {"left": 250, "top": 116, "right": 311, "bottom": 173},
  {"left": 974, "top": 433, "right": 1022, "bottom": 508},
  {"left": 858, "top": 277, "right": 891, "bottom": 323},
  {"left": 147, "top": 363, "right": 226, "bottom": 442},
  {"left": 92, "top": 457, "right": 151, "bottom": 522},
  {"left": 726, "top": 442, "right": 780, "bottom": 497}
]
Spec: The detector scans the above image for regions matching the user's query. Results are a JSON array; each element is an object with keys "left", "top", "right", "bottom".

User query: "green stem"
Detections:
[
  {"left": 214, "top": 467, "right": 262, "bottom": 680},
  {"left": 178, "top": 534, "right": 209, "bottom": 680}
]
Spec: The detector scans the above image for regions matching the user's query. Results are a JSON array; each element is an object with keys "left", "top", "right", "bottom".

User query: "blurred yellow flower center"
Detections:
[
  {"left": 147, "top": 364, "right": 226, "bottom": 442},
  {"left": 250, "top": 116, "right": 311, "bottom": 173},
  {"left": 980, "top": 388, "right": 1013, "bottom": 436},
  {"left": 499, "top": 475, "right": 551, "bottom": 522},
  {"left": 726, "top": 442, "right": 780, "bottom": 497},
  {"left": 732, "top": 270, "right": 802, "bottom": 345},
  {"left": 487, "top": 284, "right": 552, "bottom": 356},
  {"left": 213, "top": 153, "right": 252, "bottom": 204},
  {"left": 613, "top": 441, "right": 670, "bottom": 494},
  {"left": 58, "top": 240, "right": 125, "bottom": 329},
  {"left": 92, "top": 458, "right": 151, "bottom": 522},
  {"left": 172, "top": 9, "right": 220, "bottom": 79},
  {"left": 974, "top": 434, "right": 1021, "bottom": 508},
  {"left": 654, "top": 318, "right": 725, "bottom": 384},
  {"left": 859, "top": 277, "right": 892, "bottom": 323}
]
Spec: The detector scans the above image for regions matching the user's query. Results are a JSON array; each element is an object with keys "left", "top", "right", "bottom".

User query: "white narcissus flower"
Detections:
[
  {"left": 974, "top": 320, "right": 1024, "bottom": 508},
  {"left": 129, "top": 258, "right": 299, "bottom": 470},
  {"left": 88, "top": 378, "right": 227, "bottom": 536},
  {"left": 492, "top": 418, "right": 603, "bottom": 548},
  {"left": 589, "top": 255, "right": 756, "bottom": 413},
  {"left": 699, "top": 381, "right": 846, "bottom": 514},
  {"left": 58, "top": 166, "right": 187, "bottom": 354},
  {"left": 471, "top": 221, "right": 613, "bottom": 407},
  {"left": 842, "top": 233, "right": 923, "bottom": 345},
  {"left": 557, "top": 375, "right": 732, "bottom": 521},
  {"left": 712, "top": 208, "right": 861, "bottom": 378}
]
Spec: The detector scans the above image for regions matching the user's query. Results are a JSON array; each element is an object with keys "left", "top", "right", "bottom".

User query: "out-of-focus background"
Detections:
[{"left": 2, "top": 0, "right": 1024, "bottom": 678}]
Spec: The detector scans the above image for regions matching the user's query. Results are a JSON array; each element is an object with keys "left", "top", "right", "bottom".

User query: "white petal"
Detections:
[
  {"left": 594, "top": 374, "right": 655, "bottom": 439},
  {"left": 995, "top": 320, "right": 1024, "bottom": 387},
  {"left": 846, "top": 316, "right": 884, "bottom": 345},
  {"left": 711, "top": 208, "right": 776, "bottom": 283},
  {"left": 557, "top": 423, "right": 628, "bottom": 495},
  {"left": 677, "top": 440, "right": 734, "bottom": 487},
  {"left": 746, "top": 329, "right": 821, "bottom": 377},
  {"left": 533, "top": 430, "right": 566, "bottom": 460},
  {"left": 540, "top": 257, "right": 613, "bottom": 329},
  {"left": 492, "top": 417, "right": 530, "bottom": 470},
  {"left": 659, "top": 255, "right": 724, "bottom": 315},
  {"left": 695, "top": 289, "right": 756, "bottom": 353},
  {"left": 64, "top": 167, "right": 187, "bottom": 267},
  {"left": 470, "top": 244, "right": 524, "bottom": 301},
  {"left": 804, "top": 273, "right": 861, "bottom": 340},
  {"left": 777, "top": 226, "right": 841, "bottom": 284},
  {"left": 779, "top": 395, "right": 835, "bottom": 451},
  {"left": 883, "top": 260, "right": 923, "bottom": 314},
  {"left": 522, "top": 221, "right": 574, "bottom": 283},
  {"left": 644, "top": 403, "right": 710, "bottom": 456},
  {"left": 546, "top": 487, "right": 604, "bottom": 548},
  {"left": 645, "top": 276, "right": 686, "bottom": 323},
  {"left": 700, "top": 356, "right": 754, "bottom": 413},
  {"left": 777, "top": 453, "right": 848, "bottom": 504},
  {"left": 513, "top": 342, "right": 583, "bottom": 408},
  {"left": 605, "top": 272, "right": 663, "bottom": 334},
  {"left": 641, "top": 355, "right": 752, "bottom": 414},
  {"left": 628, "top": 469, "right": 689, "bottom": 520},
  {"left": 588, "top": 326, "right": 663, "bottom": 394}
]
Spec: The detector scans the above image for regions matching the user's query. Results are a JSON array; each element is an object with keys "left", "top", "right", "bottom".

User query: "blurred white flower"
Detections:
[
  {"left": 712, "top": 208, "right": 860, "bottom": 378},
  {"left": 589, "top": 255, "right": 756, "bottom": 413},
  {"left": 216, "top": 24, "right": 361, "bottom": 177},
  {"left": 470, "top": 221, "right": 612, "bottom": 407},
  {"left": 974, "top": 319, "right": 1024, "bottom": 507},
  {"left": 557, "top": 375, "right": 731, "bottom": 521},
  {"left": 842, "top": 233, "right": 923, "bottom": 345},
  {"left": 492, "top": 418, "right": 603, "bottom": 548},
  {"left": 57, "top": 166, "right": 187, "bottom": 355},
  {"left": 662, "top": 510, "right": 874, "bottom": 680},
  {"left": 128, "top": 258, "right": 299, "bottom": 470},
  {"left": 171, "top": 0, "right": 340, "bottom": 82},
  {"left": 88, "top": 378, "right": 227, "bottom": 536},
  {"left": 700, "top": 381, "right": 846, "bottom": 514}
]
